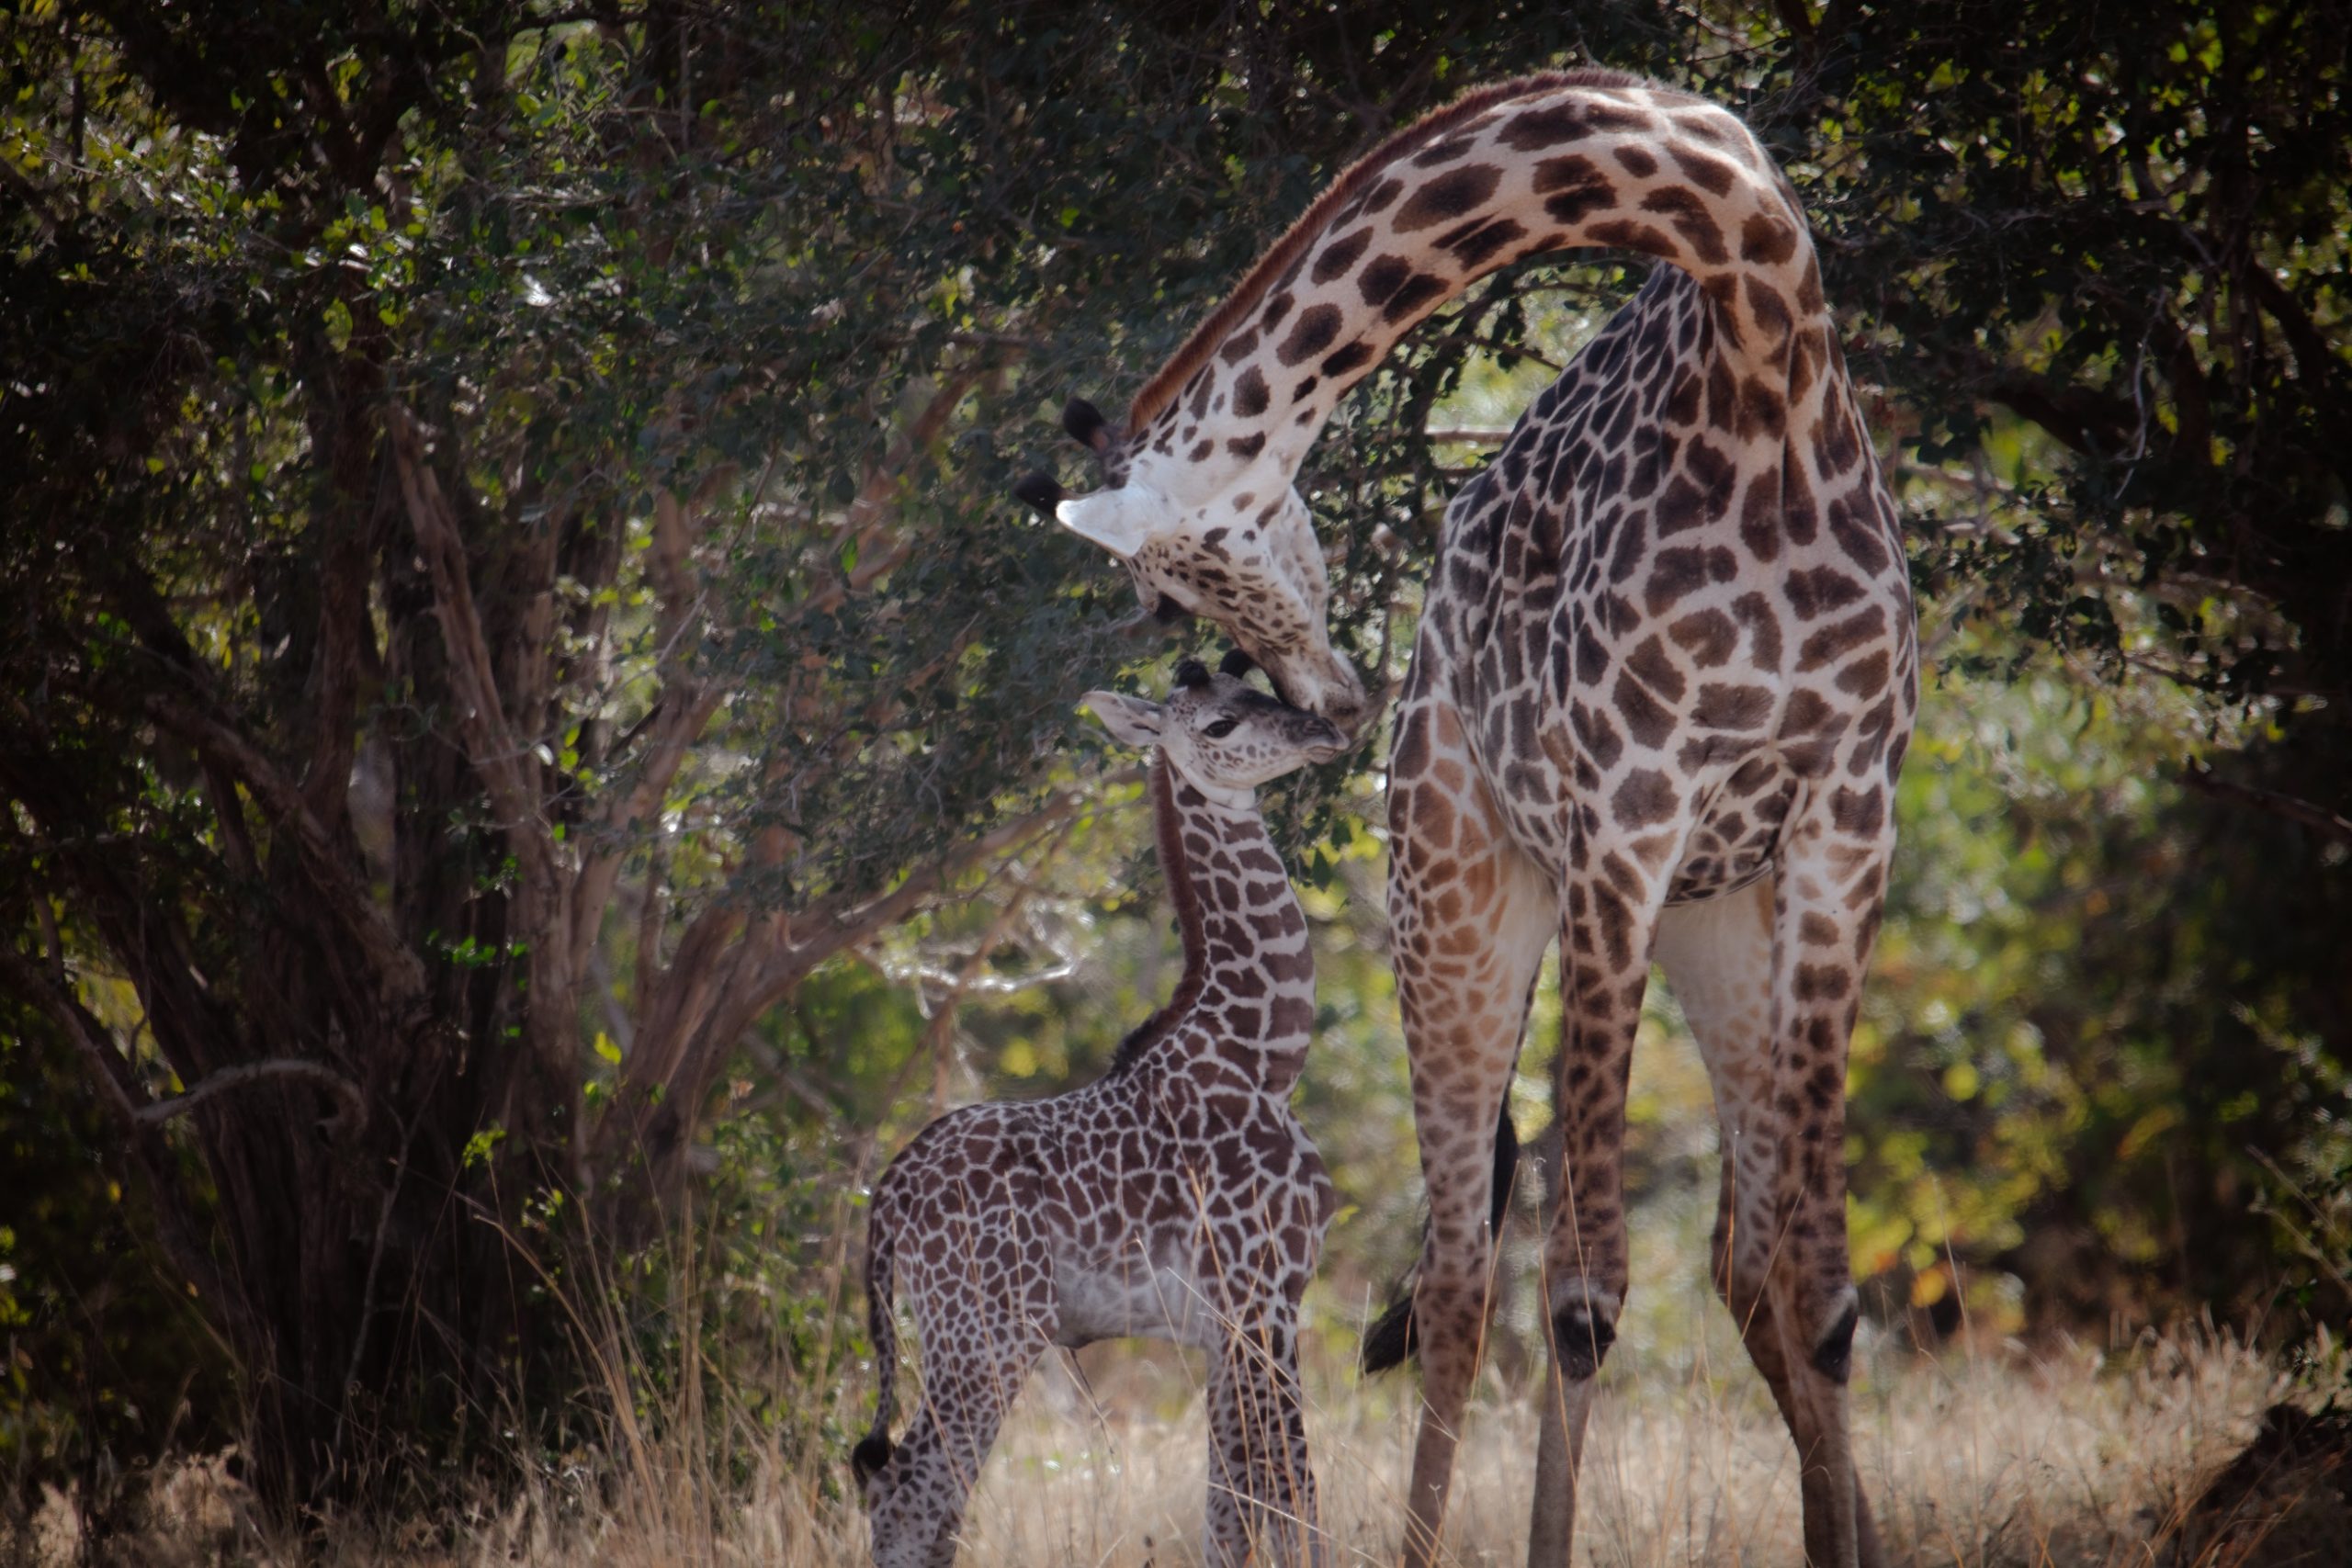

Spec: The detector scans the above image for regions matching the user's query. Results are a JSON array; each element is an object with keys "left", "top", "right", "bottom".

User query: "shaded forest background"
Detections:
[{"left": 1, "top": 0, "right": 2346, "bottom": 1540}]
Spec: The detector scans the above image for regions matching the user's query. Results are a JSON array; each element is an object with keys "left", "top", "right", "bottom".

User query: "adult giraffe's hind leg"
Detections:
[
  {"left": 1386, "top": 733, "right": 1559, "bottom": 1568},
  {"left": 1525, "top": 860, "right": 1673, "bottom": 1568},
  {"left": 1657, "top": 864, "right": 1888, "bottom": 1568}
]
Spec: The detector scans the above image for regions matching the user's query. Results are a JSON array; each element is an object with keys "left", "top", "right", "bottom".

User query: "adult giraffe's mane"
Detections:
[
  {"left": 1124, "top": 66, "right": 1655, "bottom": 433},
  {"left": 1109, "top": 750, "right": 1212, "bottom": 1073}
]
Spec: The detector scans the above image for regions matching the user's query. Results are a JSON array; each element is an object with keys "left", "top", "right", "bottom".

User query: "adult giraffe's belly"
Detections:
[
  {"left": 1469, "top": 693, "right": 1802, "bottom": 908},
  {"left": 1663, "top": 749, "right": 1799, "bottom": 905}
]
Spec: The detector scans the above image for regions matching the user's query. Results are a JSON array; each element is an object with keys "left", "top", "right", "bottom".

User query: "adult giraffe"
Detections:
[{"left": 1017, "top": 71, "right": 1915, "bottom": 1568}]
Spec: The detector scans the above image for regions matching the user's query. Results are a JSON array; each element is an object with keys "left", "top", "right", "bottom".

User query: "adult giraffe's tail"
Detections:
[
  {"left": 850, "top": 1208, "right": 899, "bottom": 1483},
  {"left": 1361, "top": 1103, "right": 1521, "bottom": 1374}
]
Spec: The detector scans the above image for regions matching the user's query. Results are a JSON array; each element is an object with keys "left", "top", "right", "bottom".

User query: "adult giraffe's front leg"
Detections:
[
  {"left": 1524, "top": 853, "right": 1674, "bottom": 1568},
  {"left": 1386, "top": 705, "right": 1559, "bottom": 1568},
  {"left": 1657, "top": 874, "right": 1886, "bottom": 1568}
]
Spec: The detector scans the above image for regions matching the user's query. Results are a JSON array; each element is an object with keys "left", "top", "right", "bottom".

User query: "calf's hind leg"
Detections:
[{"left": 865, "top": 1218, "right": 1058, "bottom": 1568}]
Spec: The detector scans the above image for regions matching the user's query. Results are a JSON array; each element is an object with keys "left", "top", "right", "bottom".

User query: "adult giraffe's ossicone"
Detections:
[{"left": 1023, "top": 70, "right": 1916, "bottom": 1568}]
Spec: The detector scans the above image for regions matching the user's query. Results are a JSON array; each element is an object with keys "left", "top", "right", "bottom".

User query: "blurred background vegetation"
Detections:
[{"left": 2, "top": 0, "right": 2346, "bottom": 1542}]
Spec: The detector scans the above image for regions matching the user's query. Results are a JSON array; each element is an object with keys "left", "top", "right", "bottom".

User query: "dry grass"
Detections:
[{"left": 18, "top": 1314, "right": 2335, "bottom": 1568}]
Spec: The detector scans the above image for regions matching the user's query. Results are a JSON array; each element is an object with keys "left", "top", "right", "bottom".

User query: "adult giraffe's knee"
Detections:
[
  {"left": 1547, "top": 1280, "right": 1623, "bottom": 1382},
  {"left": 1808, "top": 1284, "right": 1862, "bottom": 1383}
]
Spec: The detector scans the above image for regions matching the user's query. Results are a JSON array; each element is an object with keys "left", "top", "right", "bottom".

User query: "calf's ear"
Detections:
[{"left": 1080, "top": 691, "right": 1164, "bottom": 750}]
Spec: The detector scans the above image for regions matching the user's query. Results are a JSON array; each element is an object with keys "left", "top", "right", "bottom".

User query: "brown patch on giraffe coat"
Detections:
[
  {"left": 1611, "top": 767, "right": 1678, "bottom": 827},
  {"left": 1668, "top": 146, "right": 1737, "bottom": 196},
  {"left": 1571, "top": 700, "right": 1623, "bottom": 769},
  {"left": 1625, "top": 634, "right": 1687, "bottom": 701},
  {"left": 1313, "top": 227, "right": 1373, "bottom": 284},
  {"left": 1640, "top": 186, "right": 1729, "bottom": 265},
  {"left": 1412, "top": 134, "right": 1477, "bottom": 167},
  {"left": 1692, "top": 682, "right": 1773, "bottom": 730},
  {"left": 1276, "top": 303, "right": 1343, "bottom": 366},
  {"left": 1826, "top": 494, "right": 1891, "bottom": 574},
  {"left": 1498, "top": 102, "right": 1600, "bottom": 150},
  {"left": 1668, "top": 607, "right": 1737, "bottom": 666},
  {"left": 1737, "top": 470, "right": 1782, "bottom": 562},
  {"left": 1612, "top": 671, "right": 1675, "bottom": 749},
  {"left": 1739, "top": 212, "right": 1798, "bottom": 265},
  {"left": 1836, "top": 649, "right": 1891, "bottom": 698},
  {"left": 1830, "top": 784, "right": 1885, "bottom": 837},
  {"left": 1797, "top": 606, "right": 1888, "bottom": 671},
  {"left": 1588, "top": 218, "right": 1678, "bottom": 257},
  {"left": 1357, "top": 254, "right": 1413, "bottom": 306},
  {"left": 1785, "top": 565, "right": 1864, "bottom": 620},
  {"left": 1532, "top": 154, "right": 1616, "bottom": 224},
  {"left": 1381, "top": 272, "right": 1451, "bottom": 323},
  {"left": 1612, "top": 145, "right": 1658, "bottom": 177},
  {"left": 1439, "top": 214, "right": 1530, "bottom": 267},
  {"left": 1745, "top": 276, "right": 1792, "bottom": 344},
  {"left": 1232, "top": 367, "right": 1270, "bottom": 419},
  {"left": 1396, "top": 164, "right": 1504, "bottom": 232},
  {"left": 1640, "top": 547, "right": 1709, "bottom": 614}
]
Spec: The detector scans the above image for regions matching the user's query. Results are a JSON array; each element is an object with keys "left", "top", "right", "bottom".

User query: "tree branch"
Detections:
[
  {"left": 732, "top": 766, "right": 1143, "bottom": 1030},
  {"left": 132, "top": 1058, "right": 369, "bottom": 1136},
  {"left": 2182, "top": 764, "right": 2352, "bottom": 847},
  {"left": 143, "top": 695, "right": 428, "bottom": 1012},
  {"left": 0, "top": 946, "right": 243, "bottom": 1320},
  {"left": 384, "top": 404, "right": 550, "bottom": 863}
]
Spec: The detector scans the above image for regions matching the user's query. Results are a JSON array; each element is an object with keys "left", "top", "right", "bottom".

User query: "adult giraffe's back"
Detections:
[{"left": 1019, "top": 70, "right": 1916, "bottom": 1568}]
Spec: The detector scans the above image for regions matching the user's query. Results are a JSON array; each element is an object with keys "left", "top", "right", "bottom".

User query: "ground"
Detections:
[{"left": 20, "top": 1320, "right": 2339, "bottom": 1567}]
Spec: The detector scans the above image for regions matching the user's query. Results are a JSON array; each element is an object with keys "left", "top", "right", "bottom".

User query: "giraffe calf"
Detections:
[{"left": 854, "top": 653, "right": 1347, "bottom": 1568}]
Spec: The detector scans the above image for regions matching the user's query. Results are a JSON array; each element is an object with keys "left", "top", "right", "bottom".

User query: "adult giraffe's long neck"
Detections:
[
  {"left": 1140, "top": 752, "right": 1317, "bottom": 1093},
  {"left": 1124, "top": 71, "right": 1830, "bottom": 489}
]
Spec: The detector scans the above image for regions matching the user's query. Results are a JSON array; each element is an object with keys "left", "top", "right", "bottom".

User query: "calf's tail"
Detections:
[{"left": 850, "top": 1209, "right": 899, "bottom": 1483}]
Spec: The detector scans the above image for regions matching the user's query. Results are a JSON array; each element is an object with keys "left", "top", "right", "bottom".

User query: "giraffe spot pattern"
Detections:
[{"left": 1395, "top": 164, "right": 1504, "bottom": 231}]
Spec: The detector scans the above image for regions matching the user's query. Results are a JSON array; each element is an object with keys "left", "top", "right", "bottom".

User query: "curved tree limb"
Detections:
[{"left": 132, "top": 1058, "right": 369, "bottom": 1135}]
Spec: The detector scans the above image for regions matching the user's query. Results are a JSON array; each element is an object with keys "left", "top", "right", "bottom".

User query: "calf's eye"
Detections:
[{"left": 1203, "top": 717, "right": 1238, "bottom": 739}]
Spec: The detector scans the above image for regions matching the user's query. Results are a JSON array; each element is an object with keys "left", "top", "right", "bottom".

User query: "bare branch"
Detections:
[
  {"left": 737, "top": 766, "right": 1143, "bottom": 1025},
  {"left": 132, "top": 1058, "right": 369, "bottom": 1135},
  {"left": 2183, "top": 764, "right": 2352, "bottom": 846}
]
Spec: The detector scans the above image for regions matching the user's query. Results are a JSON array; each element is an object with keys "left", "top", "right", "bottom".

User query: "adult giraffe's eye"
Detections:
[{"left": 1202, "top": 717, "right": 1238, "bottom": 739}]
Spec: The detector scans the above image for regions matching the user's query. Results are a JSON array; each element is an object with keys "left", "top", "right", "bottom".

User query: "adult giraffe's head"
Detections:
[{"left": 1018, "top": 397, "right": 1371, "bottom": 737}]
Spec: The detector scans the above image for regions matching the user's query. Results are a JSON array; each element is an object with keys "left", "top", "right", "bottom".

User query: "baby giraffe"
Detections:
[{"left": 853, "top": 653, "right": 1349, "bottom": 1568}]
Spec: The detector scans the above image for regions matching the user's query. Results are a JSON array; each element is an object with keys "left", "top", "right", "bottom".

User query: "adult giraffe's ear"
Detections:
[
  {"left": 1056, "top": 489, "right": 1151, "bottom": 559},
  {"left": 1063, "top": 398, "right": 1112, "bottom": 454},
  {"left": 1080, "top": 690, "right": 1163, "bottom": 750}
]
